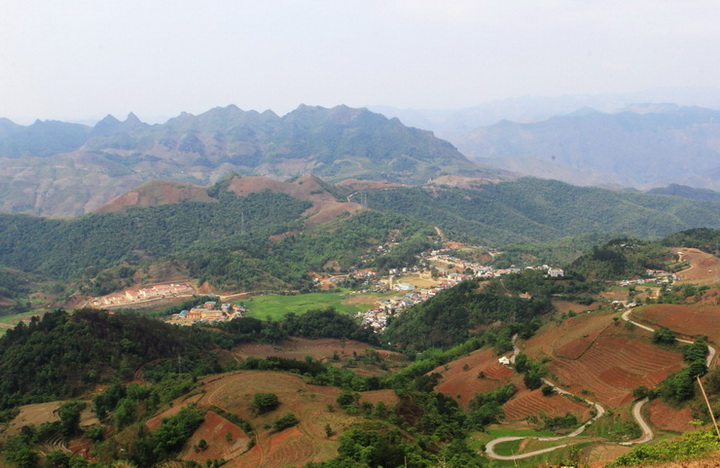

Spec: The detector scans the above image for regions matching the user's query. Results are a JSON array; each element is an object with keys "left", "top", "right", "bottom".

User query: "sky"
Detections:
[{"left": 2, "top": 0, "right": 719, "bottom": 124}]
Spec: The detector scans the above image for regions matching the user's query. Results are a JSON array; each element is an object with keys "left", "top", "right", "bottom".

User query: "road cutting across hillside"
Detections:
[
  {"left": 484, "top": 306, "right": 717, "bottom": 461},
  {"left": 485, "top": 339, "right": 606, "bottom": 460}
]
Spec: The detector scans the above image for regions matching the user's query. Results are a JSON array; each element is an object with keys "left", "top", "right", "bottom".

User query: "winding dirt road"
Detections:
[
  {"left": 616, "top": 307, "right": 717, "bottom": 447},
  {"left": 484, "top": 343, "right": 606, "bottom": 460},
  {"left": 485, "top": 307, "right": 717, "bottom": 460}
]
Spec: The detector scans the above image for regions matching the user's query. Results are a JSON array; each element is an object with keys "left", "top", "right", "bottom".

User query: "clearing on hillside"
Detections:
[
  {"left": 229, "top": 337, "right": 407, "bottom": 376},
  {"left": 635, "top": 304, "right": 720, "bottom": 342},
  {"left": 676, "top": 247, "right": 720, "bottom": 285},
  {"left": 432, "top": 347, "right": 514, "bottom": 407},
  {"left": 3, "top": 401, "right": 98, "bottom": 439}
]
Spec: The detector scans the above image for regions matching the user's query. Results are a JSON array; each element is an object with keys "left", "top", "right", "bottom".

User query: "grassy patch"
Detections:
[
  {"left": 0, "top": 310, "right": 43, "bottom": 324},
  {"left": 241, "top": 291, "right": 368, "bottom": 320},
  {"left": 586, "top": 411, "right": 641, "bottom": 441},
  {"left": 493, "top": 439, "right": 523, "bottom": 456},
  {"left": 486, "top": 428, "right": 554, "bottom": 438}
]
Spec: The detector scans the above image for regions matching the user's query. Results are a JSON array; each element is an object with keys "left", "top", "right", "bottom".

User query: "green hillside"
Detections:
[
  {"left": 0, "top": 188, "right": 435, "bottom": 294},
  {"left": 365, "top": 178, "right": 720, "bottom": 245}
]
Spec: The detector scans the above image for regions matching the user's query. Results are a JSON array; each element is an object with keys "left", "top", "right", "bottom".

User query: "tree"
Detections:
[
  {"left": 252, "top": 393, "right": 279, "bottom": 414},
  {"left": 653, "top": 327, "right": 676, "bottom": 345},
  {"left": 58, "top": 401, "right": 86, "bottom": 437}
]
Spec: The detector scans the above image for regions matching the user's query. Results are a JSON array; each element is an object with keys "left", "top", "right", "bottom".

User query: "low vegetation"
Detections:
[{"left": 608, "top": 430, "right": 720, "bottom": 466}]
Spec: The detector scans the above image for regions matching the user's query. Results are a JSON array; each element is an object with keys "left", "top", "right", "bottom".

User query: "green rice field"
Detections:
[{"left": 240, "top": 290, "right": 392, "bottom": 320}]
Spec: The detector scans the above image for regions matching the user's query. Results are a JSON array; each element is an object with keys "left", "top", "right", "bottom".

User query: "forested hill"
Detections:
[
  {"left": 0, "top": 187, "right": 436, "bottom": 294},
  {"left": 0, "top": 309, "right": 216, "bottom": 410},
  {"left": 383, "top": 278, "right": 551, "bottom": 351},
  {"left": 362, "top": 178, "right": 720, "bottom": 246},
  {"left": 0, "top": 104, "right": 502, "bottom": 217}
]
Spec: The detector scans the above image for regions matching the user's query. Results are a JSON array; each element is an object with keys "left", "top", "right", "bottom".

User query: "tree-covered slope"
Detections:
[
  {"left": 0, "top": 309, "right": 216, "bottom": 410},
  {"left": 0, "top": 186, "right": 436, "bottom": 293},
  {"left": 364, "top": 178, "right": 720, "bottom": 246},
  {"left": 384, "top": 276, "right": 552, "bottom": 351},
  {"left": 0, "top": 190, "right": 310, "bottom": 280}
]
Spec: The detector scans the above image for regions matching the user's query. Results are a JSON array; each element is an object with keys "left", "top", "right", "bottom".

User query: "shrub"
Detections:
[
  {"left": 252, "top": 393, "right": 279, "bottom": 414},
  {"left": 272, "top": 413, "right": 299, "bottom": 432}
]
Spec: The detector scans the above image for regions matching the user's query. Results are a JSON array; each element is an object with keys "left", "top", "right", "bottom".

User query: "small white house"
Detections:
[
  {"left": 498, "top": 356, "right": 511, "bottom": 366},
  {"left": 547, "top": 268, "right": 564, "bottom": 278}
]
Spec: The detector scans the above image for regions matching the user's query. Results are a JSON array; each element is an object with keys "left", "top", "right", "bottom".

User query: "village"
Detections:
[
  {"left": 77, "top": 247, "right": 686, "bottom": 331},
  {"left": 88, "top": 282, "right": 196, "bottom": 308},
  {"left": 354, "top": 249, "right": 565, "bottom": 331},
  {"left": 166, "top": 300, "right": 247, "bottom": 325}
]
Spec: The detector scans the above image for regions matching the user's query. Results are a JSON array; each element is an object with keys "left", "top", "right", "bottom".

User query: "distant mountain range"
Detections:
[
  {"left": 0, "top": 105, "right": 501, "bottom": 217},
  {"left": 452, "top": 105, "right": 720, "bottom": 190},
  {"left": 371, "top": 88, "right": 720, "bottom": 139}
]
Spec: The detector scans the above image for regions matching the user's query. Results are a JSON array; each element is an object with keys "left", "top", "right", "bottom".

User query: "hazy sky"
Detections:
[{"left": 2, "top": 0, "right": 719, "bottom": 124}]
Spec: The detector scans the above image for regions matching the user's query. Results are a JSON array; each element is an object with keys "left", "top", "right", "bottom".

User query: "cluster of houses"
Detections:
[
  {"left": 90, "top": 283, "right": 195, "bottom": 308},
  {"left": 357, "top": 281, "right": 458, "bottom": 331},
  {"left": 356, "top": 251, "right": 567, "bottom": 331},
  {"left": 618, "top": 269, "right": 679, "bottom": 287},
  {"left": 168, "top": 301, "right": 246, "bottom": 325},
  {"left": 427, "top": 250, "right": 566, "bottom": 279}
]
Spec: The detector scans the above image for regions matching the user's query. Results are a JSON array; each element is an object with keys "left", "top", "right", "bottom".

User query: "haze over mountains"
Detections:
[
  {"left": 5, "top": 100, "right": 720, "bottom": 217},
  {"left": 457, "top": 105, "right": 720, "bottom": 190},
  {"left": 0, "top": 105, "right": 498, "bottom": 217}
]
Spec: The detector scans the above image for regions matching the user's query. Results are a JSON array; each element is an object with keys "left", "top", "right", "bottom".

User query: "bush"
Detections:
[
  {"left": 541, "top": 385, "right": 554, "bottom": 396},
  {"left": 336, "top": 391, "right": 360, "bottom": 409},
  {"left": 272, "top": 413, "right": 299, "bottom": 432},
  {"left": 608, "top": 430, "right": 720, "bottom": 466}
]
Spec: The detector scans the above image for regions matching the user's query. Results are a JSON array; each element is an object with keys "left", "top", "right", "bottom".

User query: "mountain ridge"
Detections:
[
  {"left": 455, "top": 105, "right": 720, "bottom": 190},
  {"left": 0, "top": 104, "right": 503, "bottom": 217}
]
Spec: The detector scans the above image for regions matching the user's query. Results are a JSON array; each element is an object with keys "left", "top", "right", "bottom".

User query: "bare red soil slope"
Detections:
[{"left": 95, "top": 180, "right": 215, "bottom": 213}]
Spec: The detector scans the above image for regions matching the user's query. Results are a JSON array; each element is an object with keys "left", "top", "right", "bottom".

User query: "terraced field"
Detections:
[
  {"left": 646, "top": 399, "right": 695, "bottom": 433},
  {"left": 183, "top": 411, "right": 250, "bottom": 463},
  {"left": 549, "top": 331, "right": 684, "bottom": 407},
  {"left": 523, "top": 311, "right": 612, "bottom": 359},
  {"left": 150, "top": 370, "right": 396, "bottom": 468},
  {"left": 432, "top": 347, "right": 515, "bottom": 407},
  {"left": 635, "top": 304, "right": 720, "bottom": 342},
  {"left": 503, "top": 389, "right": 593, "bottom": 422}
]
